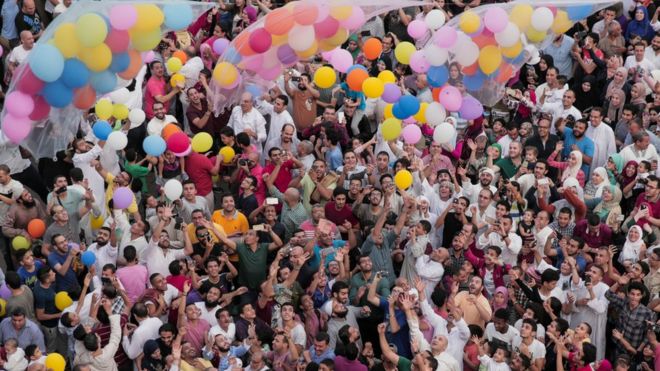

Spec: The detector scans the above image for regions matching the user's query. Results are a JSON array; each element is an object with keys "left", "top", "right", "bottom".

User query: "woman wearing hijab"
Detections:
[
  {"left": 626, "top": 6, "right": 655, "bottom": 42},
  {"left": 593, "top": 185, "right": 623, "bottom": 232},
  {"left": 619, "top": 160, "right": 639, "bottom": 214},
  {"left": 606, "top": 88, "right": 626, "bottom": 124},
  {"left": 142, "top": 340, "right": 165, "bottom": 371},
  {"left": 535, "top": 55, "right": 555, "bottom": 86},
  {"left": 584, "top": 167, "right": 609, "bottom": 209},
  {"left": 606, "top": 153, "right": 624, "bottom": 184},
  {"left": 618, "top": 225, "right": 647, "bottom": 265},
  {"left": 540, "top": 177, "right": 587, "bottom": 222},
  {"left": 490, "top": 286, "right": 510, "bottom": 312},
  {"left": 629, "top": 82, "right": 648, "bottom": 112},
  {"left": 548, "top": 148, "right": 586, "bottom": 186},
  {"left": 604, "top": 67, "right": 631, "bottom": 101},
  {"left": 199, "top": 44, "right": 215, "bottom": 71},
  {"left": 573, "top": 75, "right": 599, "bottom": 111}
]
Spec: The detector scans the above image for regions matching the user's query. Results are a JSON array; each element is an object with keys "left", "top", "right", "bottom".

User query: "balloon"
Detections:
[
  {"left": 130, "top": 27, "right": 162, "bottom": 51},
  {"left": 163, "top": 3, "right": 193, "bottom": 30},
  {"left": 42, "top": 81, "right": 73, "bottom": 108},
  {"left": 90, "top": 213, "right": 104, "bottom": 229},
  {"left": 434, "top": 26, "right": 457, "bottom": 48},
  {"left": 531, "top": 7, "right": 554, "bottom": 31},
  {"left": 29, "top": 96, "right": 50, "bottom": 121},
  {"left": 383, "top": 104, "right": 394, "bottom": 119},
  {"left": 362, "top": 38, "right": 382, "bottom": 60},
  {"left": 526, "top": 27, "right": 547, "bottom": 43},
  {"left": 213, "top": 38, "right": 230, "bottom": 55},
  {"left": 551, "top": 10, "right": 573, "bottom": 35},
  {"left": 89, "top": 71, "right": 117, "bottom": 94},
  {"left": 78, "top": 43, "right": 112, "bottom": 72},
  {"left": 459, "top": 11, "right": 480, "bottom": 34},
  {"left": 455, "top": 42, "right": 479, "bottom": 67},
  {"left": 495, "top": 22, "right": 520, "bottom": 48},
  {"left": 16, "top": 67, "right": 44, "bottom": 95},
  {"left": 314, "top": 66, "right": 336, "bottom": 89},
  {"left": 112, "top": 104, "right": 129, "bottom": 120},
  {"left": 162, "top": 123, "right": 182, "bottom": 140},
  {"left": 11, "top": 236, "right": 29, "bottom": 251},
  {"left": 330, "top": 49, "right": 353, "bottom": 73},
  {"left": 133, "top": 4, "right": 164, "bottom": 32},
  {"left": 394, "top": 170, "right": 413, "bottom": 190},
  {"left": 425, "top": 9, "right": 446, "bottom": 30},
  {"left": 381, "top": 83, "right": 401, "bottom": 103},
  {"left": 54, "top": 292, "right": 73, "bottom": 311},
  {"left": 378, "top": 70, "right": 396, "bottom": 84},
  {"left": 170, "top": 73, "right": 185, "bottom": 88},
  {"left": 60, "top": 59, "right": 90, "bottom": 89},
  {"left": 107, "top": 131, "right": 128, "bottom": 150},
  {"left": 249, "top": 28, "right": 272, "bottom": 54},
  {"left": 75, "top": 13, "right": 108, "bottom": 47},
  {"left": 339, "top": 6, "right": 364, "bottom": 30},
  {"left": 264, "top": 7, "right": 294, "bottom": 35},
  {"left": 425, "top": 102, "right": 446, "bottom": 126},
  {"left": 423, "top": 44, "right": 448, "bottom": 66},
  {"left": 191, "top": 132, "right": 213, "bottom": 153},
  {"left": 439, "top": 86, "right": 462, "bottom": 112},
  {"left": 167, "top": 132, "right": 190, "bottom": 153},
  {"left": 323, "top": 27, "right": 349, "bottom": 47},
  {"left": 129, "top": 109, "right": 145, "bottom": 125},
  {"left": 27, "top": 219, "right": 46, "bottom": 238},
  {"left": 213, "top": 62, "right": 239, "bottom": 87},
  {"left": 484, "top": 7, "right": 508, "bottom": 33},
  {"left": 414, "top": 102, "right": 428, "bottom": 123},
  {"left": 172, "top": 50, "right": 187, "bottom": 65},
  {"left": 93, "top": 120, "right": 113, "bottom": 140},
  {"left": 346, "top": 68, "right": 369, "bottom": 91},
  {"left": 382, "top": 118, "right": 402, "bottom": 141},
  {"left": 293, "top": 1, "right": 318, "bottom": 26},
  {"left": 5, "top": 91, "right": 34, "bottom": 117},
  {"left": 433, "top": 122, "right": 456, "bottom": 144},
  {"left": 0, "top": 285, "right": 8, "bottom": 301},
  {"left": 29, "top": 44, "right": 64, "bottom": 82},
  {"left": 288, "top": 24, "right": 315, "bottom": 51},
  {"left": 459, "top": 96, "right": 484, "bottom": 120},
  {"left": 143, "top": 135, "right": 167, "bottom": 156},
  {"left": 398, "top": 95, "right": 420, "bottom": 117},
  {"left": 401, "top": 124, "right": 422, "bottom": 144},
  {"left": 510, "top": 4, "right": 533, "bottom": 31},
  {"left": 0, "top": 298, "right": 6, "bottom": 317},
  {"left": 362, "top": 77, "right": 384, "bottom": 98},
  {"left": 219, "top": 146, "right": 236, "bottom": 163},
  {"left": 315, "top": 16, "right": 340, "bottom": 39},
  {"left": 427, "top": 65, "right": 448, "bottom": 87},
  {"left": 112, "top": 187, "right": 134, "bottom": 209},
  {"left": 110, "top": 4, "right": 137, "bottom": 30},
  {"left": 407, "top": 20, "right": 427, "bottom": 39},
  {"left": 109, "top": 88, "right": 130, "bottom": 104},
  {"left": 53, "top": 23, "right": 80, "bottom": 58},
  {"left": 566, "top": 5, "right": 592, "bottom": 21},
  {"left": 118, "top": 49, "right": 143, "bottom": 80},
  {"left": 394, "top": 42, "right": 415, "bottom": 65},
  {"left": 330, "top": 5, "right": 353, "bottom": 20},
  {"left": 463, "top": 70, "right": 486, "bottom": 91},
  {"left": 277, "top": 44, "right": 298, "bottom": 65},
  {"left": 173, "top": 145, "right": 192, "bottom": 158},
  {"left": 81, "top": 251, "right": 96, "bottom": 267},
  {"left": 95, "top": 99, "right": 113, "bottom": 120},
  {"left": 478, "top": 45, "right": 502, "bottom": 75},
  {"left": 45, "top": 354, "right": 66, "bottom": 371},
  {"left": 164, "top": 179, "right": 183, "bottom": 200},
  {"left": 73, "top": 85, "right": 97, "bottom": 110},
  {"left": 1, "top": 113, "right": 30, "bottom": 144},
  {"left": 392, "top": 102, "right": 408, "bottom": 120},
  {"left": 409, "top": 51, "right": 430, "bottom": 73},
  {"left": 166, "top": 57, "right": 182, "bottom": 73}
]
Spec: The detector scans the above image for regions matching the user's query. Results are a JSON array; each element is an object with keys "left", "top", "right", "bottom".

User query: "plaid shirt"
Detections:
[
  {"left": 268, "top": 185, "right": 309, "bottom": 239},
  {"left": 605, "top": 289, "right": 656, "bottom": 356},
  {"left": 111, "top": 297, "right": 125, "bottom": 315},
  {"left": 548, "top": 221, "right": 575, "bottom": 250}
]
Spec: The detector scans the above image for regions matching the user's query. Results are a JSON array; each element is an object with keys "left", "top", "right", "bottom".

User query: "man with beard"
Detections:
[
  {"left": 327, "top": 298, "right": 368, "bottom": 350},
  {"left": 86, "top": 227, "right": 117, "bottom": 278},
  {"left": 478, "top": 215, "right": 522, "bottom": 266},
  {"left": 2, "top": 189, "right": 46, "bottom": 242},
  {"left": 491, "top": 141, "right": 524, "bottom": 180},
  {"left": 585, "top": 107, "right": 617, "bottom": 171},
  {"left": 523, "top": 161, "right": 561, "bottom": 211},
  {"left": 454, "top": 276, "right": 492, "bottom": 328},
  {"left": 185, "top": 86, "right": 221, "bottom": 136},
  {"left": 458, "top": 167, "right": 497, "bottom": 205},
  {"left": 156, "top": 323, "right": 177, "bottom": 359},
  {"left": 142, "top": 205, "right": 193, "bottom": 277},
  {"left": 146, "top": 101, "right": 178, "bottom": 136},
  {"left": 228, "top": 92, "right": 267, "bottom": 153},
  {"left": 524, "top": 115, "right": 561, "bottom": 162},
  {"left": 46, "top": 175, "right": 82, "bottom": 216},
  {"left": 284, "top": 72, "right": 319, "bottom": 131},
  {"left": 193, "top": 286, "right": 222, "bottom": 326},
  {"left": 300, "top": 159, "right": 338, "bottom": 213},
  {"left": 645, "top": 33, "right": 660, "bottom": 69},
  {"left": 144, "top": 61, "right": 182, "bottom": 121},
  {"left": 47, "top": 234, "right": 80, "bottom": 292},
  {"left": 258, "top": 95, "right": 296, "bottom": 153},
  {"left": 42, "top": 200, "right": 92, "bottom": 255},
  {"left": 209, "top": 308, "right": 236, "bottom": 343},
  {"left": 556, "top": 118, "right": 594, "bottom": 176},
  {"left": 71, "top": 139, "right": 106, "bottom": 214}
]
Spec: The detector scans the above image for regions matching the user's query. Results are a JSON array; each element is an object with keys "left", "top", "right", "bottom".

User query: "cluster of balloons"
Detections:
[
  {"left": 93, "top": 94, "right": 146, "bottom": 151},
  {"left": 166, "top": 50, "right": 189, "bottom": 87},
  {"left": 4, "top": 2, "right": 196, "bottom": 145}
]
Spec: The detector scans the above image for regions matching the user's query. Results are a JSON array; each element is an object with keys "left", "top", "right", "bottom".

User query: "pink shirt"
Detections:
[
  {"left": 144, "top": 76, "right": 168, "bottom": 119},
  {"left": 116, "top": 265, "right": 148, "bottom": 304}
]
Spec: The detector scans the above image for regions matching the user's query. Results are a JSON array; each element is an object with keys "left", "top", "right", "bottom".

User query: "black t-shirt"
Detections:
[
  {"left": 191, "top": 241, "right": 224, "bottom": 260},
  {"left": 198, "top": 273, "right": 233, "bottom": 295},
  {"left": 442, "top": 212, "right": 464, "bottom": 247},
  {"left": 15, "top": 11, "right": 41, "bottom": 35}
]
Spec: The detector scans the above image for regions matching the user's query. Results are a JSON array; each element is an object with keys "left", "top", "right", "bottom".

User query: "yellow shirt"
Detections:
[
  {"left": 104, "top": 173, "right": 138, "bottom": 214},
  {"left": 186, "top": 222, "right": 227, "bottom": 244},
  {"left": 180, "top": 358, "right": 212, "bottom": 371},
  {"left": 454, "top": 291, "right": 492, "bottom": 328},
  {"left": 211, "top": 209, "right": 249, "bottom": 236}
]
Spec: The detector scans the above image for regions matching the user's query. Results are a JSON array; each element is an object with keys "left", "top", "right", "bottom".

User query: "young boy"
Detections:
[{"left": 16, "top": 250, "right": 43, "bottom": 289}]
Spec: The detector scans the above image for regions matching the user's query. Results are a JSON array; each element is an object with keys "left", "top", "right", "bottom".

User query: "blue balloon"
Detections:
[
  {"left": 163, "top": 4, "right": 194, "bottom": 30},
  {"left": 222, "top": 47, "right": 242, "bottom": 64},
  {"left": 463, "top": 71, "right": 486, "bottom": 91},
  {"left": 42, "top": 81, "right": 73, "bottom": 108},
  {"left": 398, "top": 95, "right": 420, "bottom": 117},
  {"left": 81, "top": 251, "right": 96, "bottom": 267},
  {"left": 29, "top": 44, "right": 65, "bottom": 83},
  {"left": 392, "top": 102, "right": 408, "bottom": 120},
  {"left": 90, "top": 71, "right": 117, "bottom": 94},
  {"left": 427, "top": 65, "right": 448, "bottom": 88},
  {"left": 109, "top": 53, "right": 131, "bottom": 73},
  {"left": 61, "top": 59, "right": 90, "bottom": 89},
  {"left": 567, "top": 5, "right": 592, "bottom": 21},
  {"left": 245, "top": 84, "right": 262, "bottom": 98},
  {"left": 505, "top": 52, "right": 526, "bottom": 66},
  {"left": 143, "top": 135, "right": 167, "bottom": 156},
  {"left": 346, "top": 64, "right": 368, "bottom": 75},
  {"left": 93, "top": 120, "right": 113, "bottom": 140}
]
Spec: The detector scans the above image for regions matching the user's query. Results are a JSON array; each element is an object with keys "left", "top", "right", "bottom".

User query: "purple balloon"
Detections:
[
  {"left": 0, "top": 284, "right": 10, "bottom": 299},
  {"left": 458, "top": 96, "right": 484, "bottom": 120},
  {"left": 213, "top": 38, "right": 230, "bottom": 55},
  {"left": 409, "top": 50, "right": 430, "bottom": 73},
  {"left": 112, "top": 187, "right": 134, "bottom": 209},
  {"left": 382, "top": 83, "right": 401, "bottom": 103},
  {"left": 277, "top": 45, "right": 298, "bottom": 66}
]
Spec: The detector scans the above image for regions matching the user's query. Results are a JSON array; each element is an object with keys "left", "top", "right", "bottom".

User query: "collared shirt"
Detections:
[
  {"left": 228, "top": 106, "right": 267, "bottom": 150},
  {"left": 211, "top": 209, "right": 249, "bottom": 237},
  {"left": 0, "top": 318, "right": 45, "bottom": 352},
  {"left": 122, "top": 317, "right": 163, "bottom": 360},
  {"left": 267, "top": 185, "right": 309, "bottom": 240},
  {"left": 605, "top": 289, "right": 655, "bottom": 356}
]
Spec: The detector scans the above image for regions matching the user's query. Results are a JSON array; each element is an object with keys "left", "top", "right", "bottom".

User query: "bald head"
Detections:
[
  {"left": 284, "top": 188, "right": 300, "bottom": 204},
  {"left": 240, "top": 92, "right": 254, "bottom": 113},
  {"left": 20, "top": 31, "right": 34, "bottom": 49},
  {"left": 22, "top": 0, "right": 35, "bottom": 13}
]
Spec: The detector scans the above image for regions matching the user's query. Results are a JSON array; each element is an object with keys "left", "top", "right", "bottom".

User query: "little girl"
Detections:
[
  {"left": 473, "top": 336, "right": 511, "bottom": 371},
  {"left": 25, "top": 344, "right": 46, "bottom": 366},
  {"left": 3, "top": 339, "right": 27, "bottom": 371},
  {"left": 518, "top": 210, "right": 536, "bottom": 245}
]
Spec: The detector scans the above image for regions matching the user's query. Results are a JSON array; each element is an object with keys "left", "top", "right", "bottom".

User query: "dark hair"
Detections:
[
  {"left": 24, "top": 344, "right": 39, "bottom": 358},
  {"left": 124, "top": 245, "right": 137, "bottom": 262},
  {"left": 132, "top": 302, "right": 148, "bottom": 319},
  {"left": 325, "top": 129, "right": 340, "bottom": 146},
  {"left": 5, "top": 271, "right": 20, "bottom": 290},
  {"left": 168, "top": 259, "right": 182, "bottom": 276},
  {"left": 418, "top": 220, "right": 432, "bottom": 234},
  {"left": 37, "top": 267, "right": 51, "bottom": 283},
  {"left": 431, "top": 287, "right": 447, "bottom": 308},
  {"left": 558, "top": 207, "right": 573, "bottom": 216},
  {"left": 541, "top": 269, "right": 559, "bottom": 284},
  {"left": 83, "top": 333, "right": 99, "bottom": 351},
  {"left": 73, "top": 324, "right": 88, "bottom": 341},
  {"left": 345, "top": 342, "right": 359, "bottom": 360},
  {"left": 494, "top": 308, "right": 509, "bottom": 320},
  {"left": 337, "top": 324, "right": 351, "bottom": 345},
  {"left": 522, "top": 318, "right": 537, "bottom": 332},
  {"left": 220, "top": 126, "right": 235, "bottom": 137},
  {"left": 276, "top": 94, "right": 289, "bottom": 105},
  {"left": 159, "top": 323, "right": 178, "bottom": 336},
  {"left": 487, "top": 245, "right": 502, "bottom": 257},
  {"left": 69, "top": 168, "right": 84, "bottom": 182},
  {"left": 315, "top": 332, "right": 330, "bottom": 344},
  {"left": 236, "top": 132, "right": 251, "bottom": 146},
  {"left": 331, "top": 281, "right": 349, "bottom": 295},
  {"left": 554, "top": 318, "right": 569, "bottom": 335},
  {"left": 582, "top": 342, "right": 597, "bottom": 364}
]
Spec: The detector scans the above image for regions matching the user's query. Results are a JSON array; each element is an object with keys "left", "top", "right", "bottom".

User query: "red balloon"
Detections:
[
  {"left": 106, "top": 28, "right": 130, "bottom": 53},
  {"left": 248, "top": 28, "right": 272, "bottom": 54},
  {"left": 27, "top": 219, "right": 46, "bottom": 238},
  {"left": 29, "top": 95, "right": 50, "bottom": 121},
  {"left": 73, "top": 85, "right": 97, "bottom": 110},
  {"left": 314, "top": 16, "right": 340, "bottom": 39},
  {"left": 16, "top": 67, "right": 44, "bottom": 95},
  {"left": 167, "top": 132, "right": 190, "bottom": 153}
]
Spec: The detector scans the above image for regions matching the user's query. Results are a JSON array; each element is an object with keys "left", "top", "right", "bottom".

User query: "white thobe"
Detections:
[
  {"left": 228, "top": 106, "right": 267, "bottom": 152},
  {"left": 478, "top": 231, "right": 522, "bottom": 266},
  {"left": 619, "top": 144, "right": 659, "bottom": 165},
  {"left": 570, "top": 280, "right": 610, "bottom": 361},
  {"left": 415, "top": 255, "right": 444, "bottom": 300},
  {"left": 586, "top": 123, "right": 617, "bottom": 171},
  {"left": 73, "top": 145, "right": 106, "bottom": 214}
]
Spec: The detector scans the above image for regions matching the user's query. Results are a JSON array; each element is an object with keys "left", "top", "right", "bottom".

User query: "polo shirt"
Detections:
[
  {"left": 211, "top": 209, "right": 249, "bottom": 236},
  {"left": 235, "top": 242, "right": 269, "bottom": 290}
]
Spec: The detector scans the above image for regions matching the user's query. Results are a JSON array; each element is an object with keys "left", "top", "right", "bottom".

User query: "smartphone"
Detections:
[
  {"left": 253, "top": 224, "right": 266, "bottom": 231},
  {"left": 361, "top": 30, "right": 371, "bottom": 37},
  {"left": 291, "top": 76, "right": 300, "bottom": 82},
  {"left": 266, "top": 197, "right": 279, "bottom": 205},
  {"left": 174, "top": 216, "right": 183, "bottom": 230},
  {"left": 337, "top": 111, "right": 345, "bottom": 123}
]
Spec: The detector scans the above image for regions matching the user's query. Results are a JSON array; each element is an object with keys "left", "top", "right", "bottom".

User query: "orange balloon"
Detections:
[
  {"left": 293, "top": 2, "right": 318, "bottom": 26},
  {"left": 462, "top": 62, "right": 479, "bottom": 75},
  {"left": 73, "top": 85, "right": 97, "bottom": 110},
  {"left": 162, "top": 123, "right": 182, "bottom": 140},
  {"left": 472, "top": 34, "right": 497, "bottom": 49},
  {"left": 27, "top": 219, "right": 46, "bottom": 238},
  {"left": 118, "top": 49, "right": 143, "bottom": 80},
  {"left": 496, "top": 63, "right": 515, "bottom": 84},
  {"left": 432, "top": 87, "right": 441, "bottom": 102},
  {"left": 172, "top": 50, "right": 187, "bottom": 64},
  {"left": 264, "top": 7, "right": 294, "bottom": 35},
  {"left": 234, "top": 31, "right": 255, "bottom": 57},
  {"left": 362, "top": 38, "right": 382, "bottom": 60},
  {"left": 346, "top": 68, "right": 369, "bottom": 91}
]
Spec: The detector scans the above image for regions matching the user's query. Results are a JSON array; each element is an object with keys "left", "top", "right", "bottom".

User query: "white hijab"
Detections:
[
  {"left": 619, "top": 225, "right": 644, "bottom": 265},
  {"left": 592, "top": 167, "right": 608, "bottom": 198},
  {"left": 563, "top": 150, "right": 583, "bottom": 181}
]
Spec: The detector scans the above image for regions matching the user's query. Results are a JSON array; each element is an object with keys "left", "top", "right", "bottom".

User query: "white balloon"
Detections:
[
  {"left": 109, "top": 88, "right": 130, "bottom": 104},
  {"left": 423, "top": 44, "right": 448, "bottom": 66},
  {"left": 164, "top": 179, "right": 183, "bottom": 201},
  {"left": 495, "top": 23, "right": 521, "bottom": 47},
  {"left": 449, "top": 31, "right": 470, "bottom": 54},
  {"left": 106, "top": 131, "right": 127, "bottom": 150},
  {"left": 454, "top": 42, "right": 479, "bottom": 67},
  {"left": 288, "top": 25, "right": 315, "bottom": 51},
  {"left": 425, "top": 9, "right": 446, "bottom": 30},
  {"left": 433, "top": 122, "right": 456, "bottom": 144},
  {"left": 129, "top": 108, "right": 146, "bottom": 124},
  {"left": 531, "top": 7, "right": 554, "bottom": 32},
  {"left": 424, "top": 102, "right": 446, "bottom": 127}
]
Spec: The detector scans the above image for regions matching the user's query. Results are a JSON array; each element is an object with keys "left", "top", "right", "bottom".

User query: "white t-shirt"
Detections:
[
  {"left": 147, "top": 115, "right": 178, "bottom": 136},
  {"left": 512, "top": 337, "right": 546, "bottom": 361},
  {"left": 7, "top": 45, "right": 30, "bottom": 66},
  {"left": 514, "top": 320, "right": 546, "bottom": 342},
  {"left": 194, "top": 302, "right": 220, "bottom": 327},
  {"left": 485, "top": 322, "right": 520, "bottom": 347}
]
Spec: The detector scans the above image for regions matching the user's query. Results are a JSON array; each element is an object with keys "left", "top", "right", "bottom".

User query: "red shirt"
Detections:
[
  {"left": 185, "top": 152, "right": 215, "bottom": 196},
  {"left": 324, "top": 202, "right": 358, "bottom": 228},
  {"left": 263, "top": 160, "right": 294, "bottom": 193},
  {"left": 144, "top": 76, "right": 168, "bottom": 119},
  {"left": 634, "top": 192, "right": 660, "bottom": 227}
]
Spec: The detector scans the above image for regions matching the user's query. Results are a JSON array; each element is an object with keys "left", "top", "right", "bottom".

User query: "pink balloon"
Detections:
[
  {"left": 16, "top": 67, "right": 44, "bottom": 95},
  {"left": 29, "top": 95, "right": 50, "bottom": 121},
  {"left": 173, "top": 144, "right": 192, "bottom": 157},
  {"left": 315, "top": 16, "right": 340, "bottom": 39},
  {"left": 409, "top": 51, "right": 430, "bottom": 73},
  {"left": 5, "top": 91, "right": 34, "bottom": 117},
  {"left": 407, "top": 20, "right": 428, "bottom": 39},
  {"left": 434, "top": 26, "right": 457, "bottom": 48},
  {"left": 259, "top": 65, "right": 281, "bottom": 80},
  {"left": 167, "top": 132, "right": 190, "bottom": 153},
  {"left": 321, "top": 48, "right": 338, "bottom": 62},
  {"left": 141, "top": 51, "right": 155, "bottom": 63},
  {"left": 110, "top": 5, "right": 137, "bottom": 30},
  {"left": 1, "top": 114, "right": 32, "bottom": 144},
  {"left": 401, "top": 124, "right": 422, "bottom": 144},
  {"left": 243, "top": 54, "right": 264, "bottom": 72},
  {"left": 439, "top": 86, "right": 463, "bottom": 112},
  {"left": 248, "top": 28, "right": 272, "bottom": 54},
  {"left": 106, "top": 28, "right": 130, "bottom": 53},
  {"left": 340, "top": 6, "right": 364, "bottom": 30},
  {"left": 484, "top": 8, "right": 508, "bottom": 33},
  {"left": 213, "top": 38, "right": 230, "bottom": 56},
  {"left": 331, "top": 49, "right": 353, "bottom": 73},
  {"left": 315, "top": 2, "right": 330, "bottom": 22}
]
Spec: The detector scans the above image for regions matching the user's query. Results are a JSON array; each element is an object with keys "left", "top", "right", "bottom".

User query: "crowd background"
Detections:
[{"left": 0, "top": 0, "right": 658, "bottom": 371}]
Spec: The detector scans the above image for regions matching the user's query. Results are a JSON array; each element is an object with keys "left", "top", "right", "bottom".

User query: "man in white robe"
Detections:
[
  {"left": 585, "top": 107, "right": 616, "bottom": 170},
  {"left": 569, "top": 265, "right": 609, "bottom": 361}
]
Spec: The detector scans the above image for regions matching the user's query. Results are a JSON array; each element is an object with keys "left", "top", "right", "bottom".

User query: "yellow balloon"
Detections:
[
  {"left": 394, "top": 170, "right": 413, "bottom": 190},
  {"left": 75, "top": 13, "right": 108, "bottom": 48},
  {"left": 54, "top": 291, "right": 73, "bottom": 311},
  {"left": 382, "top": 118, "right": 402, "bottom": 141},
  {"left": 166, "top": 57, "right": 183, "bottom": 73},
  {"left": 170, "top": 73, "right": 185, "bottom": 88},
  {"left": 501, "top": 41, "right": 523, "bottom": 59},
  {"left": 314, "top": 66, "right": 336, "bottom": 89},
  {"left": 90, "top": 214, "right": 104, "bottom": 229},
  {"left": 219, "top": 146, "right": 236, "bottom": 163},
  {"left": 526, "top": 27, "right": 547, "bottom": 43},
  {"left": 295, "top": 40, "right": 319, "bottom": 59},
  {"left": 192, "top": 132, "right": 213, "bottom": 153},
  {"left": 113, "top": 104, "right": 129, "bottom": 120},
  {"left": 53, "top": 23, "right": 80, "bottom": 58},
  {"left": 394, "top": 42, "right": 416, "bottom": 65},
  {"left": 478, "top": 45, "right": 502, "bottom": 75},
  {"left": 510, "top": 4, "right": 533, "bottom": 31},
  {"left": 133, "top": 4, "right": 164, "bottom": 32},
  {"left": 384, "top": 104, "right": 394, "bottom": 119},
  {"left": 130, "top": 28, "right": 162, "bottom": 52},
  {"left": 324, "top": 28, "right": 349, "bottom": 47},
  {"left": 378, "top": 70, "right": 396, "bottom": 84},
  {"left": 78, "top": 44, "right": 112, "bottom": 72},
  {"left": 11, "top": 236, "right": 29, "bottom": 251},
  {"left": 45, "top": 353, "right": 66, "bottom": 371},
  {"left": 330, "top": 5, "right": 353, "bottom": 20},
  {"left": 414, "top": 102, "right": 428, "bottom": 123},
  {"left": 213, "top": 62, "right": 238, "bottom": 87},
  {"left": 271, "top": 33, "right": 288, "bottom": 46},
  {"left": 0, "top": 298, "right": 6, "bottom": 317},
  {"left": 95, "top": 99, "right": 113, "bottom": 120},
  {"left": 459, "top": 11, "right": 481, "bottom": 34},
  {"left": 362, "top": 77, "right": 384, "bottom": 98},
  {"left": 552, "top": 10, "right": 573, "bottom": 35}
]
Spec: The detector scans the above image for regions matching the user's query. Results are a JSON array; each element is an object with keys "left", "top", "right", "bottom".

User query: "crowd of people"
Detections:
[{"left": 0, "top": 0, "right": 660, "bottom": 370}]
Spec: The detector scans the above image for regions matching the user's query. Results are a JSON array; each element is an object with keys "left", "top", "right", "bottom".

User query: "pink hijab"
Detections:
[{"left": 199, "top": 43, "right": 214, "bottom": 71}]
